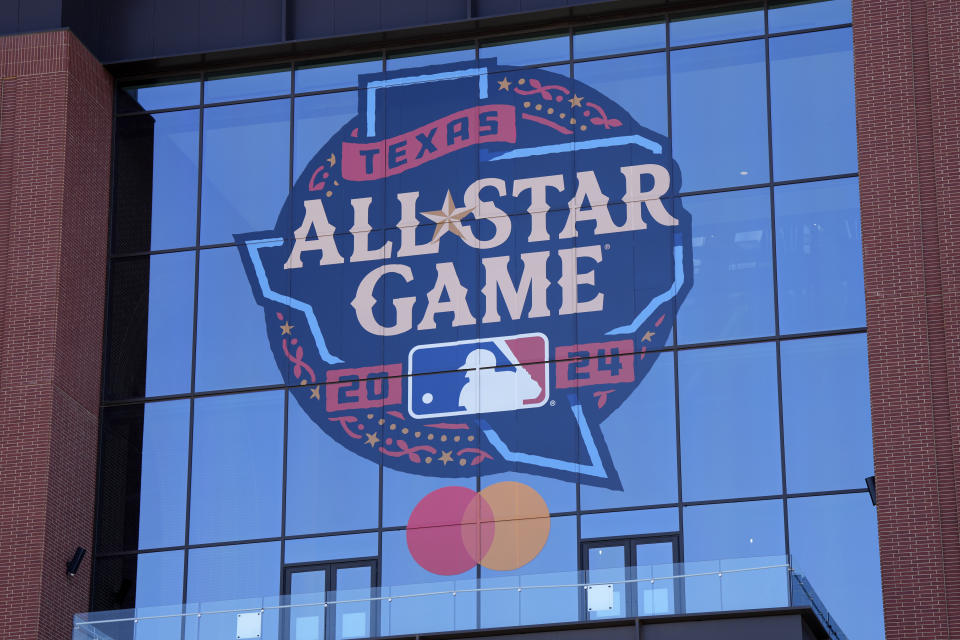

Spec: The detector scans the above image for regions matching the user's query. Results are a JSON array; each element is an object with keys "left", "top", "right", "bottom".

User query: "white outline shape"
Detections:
[
  {"left": 483, "top": 134, "right": 662, "bottom": 161},
  {"left": 606, "top": 243, "right": 684, "bottom": 336},
  {"left": 243, "top": 238, "right": 344, "bottom": 365}
]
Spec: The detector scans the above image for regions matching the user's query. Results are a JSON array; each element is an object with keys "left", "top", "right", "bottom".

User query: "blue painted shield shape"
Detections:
[{"left": 238, "top": 59, "right": 693, "bottom": 490}]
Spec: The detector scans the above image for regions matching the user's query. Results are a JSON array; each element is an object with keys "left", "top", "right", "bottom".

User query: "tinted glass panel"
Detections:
[
  {"left": 788, "top": 494, "right": 883, "bottom": 640},
  {"left": 285, "top": 533, "right": 379, "bottom": 564},
  {"left": 573, "top": 22, "right": 665, "bottom": 58},
  {"left": 119, "top": 79, "right": 200, "bottom": 112},
  {"left": 587, "top": 545, "right": 627, "bottom": 619},
  {"left": 205, "top": 68, "right": 291, "bottom": 103},
  {"left": 200, "top": 99, "right": 291, "bottom": 245},
  {"left": 574, "top": 52, "right": 667, "bottom": 139},
  {"left": 677, "top": 188, "right": 774, "bottom": 344},
  {"left": 296, "top": 58, "right": 382, "bottom": 92},
  {"left": 580, "top": 508, "right": 679, "bottom": 539},
  {"left": 669, "top": 7, "right": 764, "bottom": 46},
  {"left": 294, "top": 92, "right": 358, "bottom": 178},
  {"left": 771, "top": 28, "right": 856, "bottom": 181},
  {"left": 189, "top": 392, "right": 284, "bottom": 544},
  {"left": 781, "top": 334, "right": 872, "bottom": 492},
  {"left": 97, "top": 401, "right": 189, "bottom": 553},
  {"left": 112, "top": 111, "right": 199, "bottom": 253},
  {"left": 387, "top": 47, "right": 474, "bottom": 71},
  {"left": 91, "top": 551, "right": 184, "bottom": 613},
  {"left": 775, "top": 177, "right": 864, "bottom": 333},
  {"left": 670, "top": 40, "right": 769, "bottom": 192},
  {"left": 336, "top": 566, "right": 374, "bottom": 639},
  {"left": 769, "top": 0, "right": 852, "bottom": 32},
  {"left": 480, "top": 34, "right": 569, "bottom": 67},
  {"left": 679, "top": 343, "right": 782, "bottom": 501}
]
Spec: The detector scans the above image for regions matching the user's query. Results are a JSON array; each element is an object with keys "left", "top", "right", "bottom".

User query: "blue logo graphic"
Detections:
[{"left": 238, "top": 59, "right": 693, "bottom": 489}]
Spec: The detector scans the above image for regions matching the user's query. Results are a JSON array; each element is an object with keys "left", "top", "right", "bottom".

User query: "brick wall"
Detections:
[
  {"left": 0, "top": 30, "right": 113, "bottom": 640},
  {"left": 853, "top": 1, "right": 960, "bottom": 637}
]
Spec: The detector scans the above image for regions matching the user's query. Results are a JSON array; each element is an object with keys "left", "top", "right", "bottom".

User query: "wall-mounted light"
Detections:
[
  {"left": 865, "top": 476, "right": 877, "bottom": 506},
  {"left": 66, "top": 547, "right": 86, "bottom": 576}
]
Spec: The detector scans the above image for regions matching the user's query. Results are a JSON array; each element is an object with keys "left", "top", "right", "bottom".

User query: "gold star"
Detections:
[
  {"left": 568, "top": 94, "right": 584, "bottom": 108},
  {"left": 280, "top": 321, "right": 294, "bottom": 335},
  {"left": 309, "top": 385, "right": 321, "bottom": 400},
  {"left": 439, "top": 450, "right": 453, "bottom": 465},
  {"left": 641, "top": 331, "right": 655, "bottom": 343},
  {"left": 365, "top": 432, "right": 380, "bottom": 447},
  {"left": 327, "top": 153, "right": 336, "bottom": 166},
  {"left": 497, "top": 77, "right": 512, "bottom": 91},
  {"left": 421, "top": 190, "right": 474, "bottom": 243}
]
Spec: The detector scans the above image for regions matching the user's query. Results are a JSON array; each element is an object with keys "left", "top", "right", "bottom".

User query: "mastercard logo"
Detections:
[{"left": 406, "top": 482, "right": 550, "bottom": 575}]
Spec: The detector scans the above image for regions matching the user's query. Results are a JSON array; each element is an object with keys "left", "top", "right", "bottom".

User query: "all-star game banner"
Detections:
[{"left": 238, "top": 59, "right": 693, "bottom": 574}]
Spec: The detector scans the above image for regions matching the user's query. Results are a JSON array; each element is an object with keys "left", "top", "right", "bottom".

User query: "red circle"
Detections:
[{"left": 406, "top": 487, "right": 493, "bottom": 575}]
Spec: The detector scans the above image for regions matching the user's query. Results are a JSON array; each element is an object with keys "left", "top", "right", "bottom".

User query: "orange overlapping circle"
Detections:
[{"left": 406, "top": 481, "right": 550, "bottom": 575}]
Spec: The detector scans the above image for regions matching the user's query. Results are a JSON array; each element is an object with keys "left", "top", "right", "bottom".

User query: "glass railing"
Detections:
[{"left": 74, "top": 555, "right": 844, "bottom": 640}]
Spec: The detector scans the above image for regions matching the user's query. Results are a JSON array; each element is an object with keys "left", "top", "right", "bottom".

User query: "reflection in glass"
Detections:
[
  {"left": 580, "top": 508, "right": 679, "bottom": 540},
  {"left": 90, "top": 551, "right": 184, "bottom": 621},
  {"left": 336, "top": 565, "right": 374, "bottom": 639},
  {"left": 387, "top": 46, "right": 475, "bottom": 71},
  {"left": 204, "top": 67, "right": 291, "bottom": 103},
  {"left": 195, "top": 244, "right": 285, "bottom": 392},
  {"left": 782, "top": 334, "right": 872, "bottom": 492},
  {"left": 200, "top": 99, "right": 291, "bottom": 245},
  {"left": 775, "top": 177, "right": 864, "bottom": 333},
  {"left": 771, "top": 29, "right": 856, "bottom": 181},
  {"left": 671, "top": 40, "right": 769, "bottom": 191},
  {"left": 677, "top": 188, "right": 774, "bottom": 344},
  {"left": 119, "top": 78, "right": 200, "bottom": 112},
  {"left": 189, "top": 391, "right": 283, "bottom": 544},
  {"left": 669, "top": 7, "right": 764, "bottom": 46},
  {"left": 788, "top": 494, "right": 882, "bottom": 640},
  {"left": 295, "top": 92, "right": 358, "bottom": 177},
  {"left": 679, "top": 343, "right": 781, "bottom": 501},
  {"left": 288, "top": 568, "right": 326, "bottom": 640},
  {"left": 480, "top": 34, "right": 569, "bottom": 67},
  {"left": 769, "top": 0, "right": 851, "bottom": 32},
  {"left": 97, "top": 401, "right": 189, "bottom": 553},
  {"left": 112, "top": 110, "right": 199, "bottom": 253},
  {"left": 286, "top": 392, "right": 379, "bottom": 535},
  {"left": 285, "top": 533, "right": 379, "bottom": 565},
  {"left": 587, "top": 545, "right": 627, "bottom": 620},
  {"left": 104, "top": 251, "right": 195, "bottom": 400},
  {"left": 574, "top": 53, "right": 667, "bottom": 139},
  {"left": 296, "top": 57, "right": 382, "bottom": 93},
  {"left": 574, "top": 22, "right": 665, "bottom": 58}
]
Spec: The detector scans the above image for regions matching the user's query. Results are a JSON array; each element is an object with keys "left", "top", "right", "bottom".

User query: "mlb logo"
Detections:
[{"left": 408, "top": 333, "right": 550, "bottom": 418}]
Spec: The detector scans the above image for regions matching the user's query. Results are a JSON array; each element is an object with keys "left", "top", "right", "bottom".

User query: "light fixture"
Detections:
[
  {"left": 865, "top": 476, "right": 877, "bottom": 506},
  {"left": 66, "top": 547, "right": 86, "bottom": 576}
]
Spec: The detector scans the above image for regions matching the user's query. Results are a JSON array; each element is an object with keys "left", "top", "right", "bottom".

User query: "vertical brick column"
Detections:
[
  {"left": 854, "top": 1, "right": 960, "bottom": 638},
  {"left": 0, "top": 30, "right": 113, "bottom": 640}
]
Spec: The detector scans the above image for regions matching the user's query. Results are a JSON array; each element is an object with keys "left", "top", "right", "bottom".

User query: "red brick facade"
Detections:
[
  {"left": 854, "top": 0, "right": 960, "bottom": 637},
  {"left": 0, "top": 30, "right": 113, "bottom": 640}
]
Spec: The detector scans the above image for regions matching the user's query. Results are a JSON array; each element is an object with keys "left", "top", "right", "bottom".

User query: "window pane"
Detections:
[
  {"left": 775, "top": 177, "right": 864, "bottom": 333},
  {"left": 336, "top": 566, "right": 374, "bottom": 639},
  {"left": 195, "top": 244, "right": 286, "bottom": 392},
  {"left": 205, "top": 67, "right": 291, "bottom": 103},
  {"left": 119, "top": 78, "right": 200, "bottom": 112},
  {"left": 286, "top": 391, "right": 379, "bottom": 535},
  {"left": 97, "top": 401, "right": 189, "bottom": 553},
  {"left": 387, "top": 46, "right": 474, "bottom": 71},
  {"left": 480, "top": 34, "right": 569, "bottom": 67},
  {"left": 574, "top": 22, "right": 665, "bottom": 58},
  {"left": 769, "top": 0, "right": 852, "bottom": 32},
  {"left": 782, "top": 334, "right": 872, "bottom": 492},
  {"left": 574, "top": 52, "right": 667, "bottom": 139},
  {"left": 788, "top": 494, "right": 883, "bottom": 640},
  {"left": 200, "top": 99, "right": 291, "bottom": 245},
  {"left": 112, "top": 110, "right": 199, "bottom": 253},
  {"left": 580, "top": 508, "right": 679, "bottom": 539},
  {"left": 285, "top": 533, "right": 379, "bottom": 565},
  {"left": 677, "top": 188, "right": 774, "bottom": 344},
  {"left": 91, "top": 551, "right": 184, "bottom": 613},
  {"left": 104, "top": 252, "right": 196, "bottom": 400},
  {"left": 771, "top": 28, "right": 856, "bottom": 181},
  {"left": 294, "top": 92, "right": 358, "bottom": 178},
  {"left": 671, "top": 40, "right": 769, "bottom": 192},
  {"left": 679, "top": 343, "right": 782, "bottom": 501},
  {"left": 670, "top": 7, "right": 764, "bottom": 46},
  {"left": 586, "top": 545, "right": 627, "bottom": 620},
  {"left": 580, "top": 351, "right": 678, "bottom": 510},
  {"left": 189, "top": 391, "right": 284, "bottom": 543},
  {"left": 296, "top": 57, "right": 381, "bottom": 93}
]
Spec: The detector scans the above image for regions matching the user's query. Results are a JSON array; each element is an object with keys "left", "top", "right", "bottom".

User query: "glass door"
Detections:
[
  {"left": 582, "top": 535, "right": 679, "bottom": 620},
  {"left": 283, "top": 560, "right": 377, "bottom": 640}
]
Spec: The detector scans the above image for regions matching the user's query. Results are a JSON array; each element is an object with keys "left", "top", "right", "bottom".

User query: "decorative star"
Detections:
[
  {"left": 327, "top": 153, "right": 336, "bottom": 166},
  {"left": 421, "top": 190, "right": 474, "bottom": 243},
  {"left": 641, "top": 331, "right": 655, "bottom": 343},
  {"left": 568, "top": 94, "right": 584, "bottom": 108},
  {"left": 280, "top": 321, "right": 294, "bottom": 335},
  {"left": 439, "top": 450, "right": 453, "bottom": 465},
  {"left": 309, "top": 385, "right": 321, "bottom": 400},
  {"left": 365, "top": 432, "right": 380, "bottom": 447},
  {"left": 497, "top": 77, "right": 512, "bottom": 91}
]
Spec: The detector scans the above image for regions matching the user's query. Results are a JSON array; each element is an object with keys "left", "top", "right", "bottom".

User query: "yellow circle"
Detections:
[{"left": 476, "top": 482, "right": 550, "bottom": 571}]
